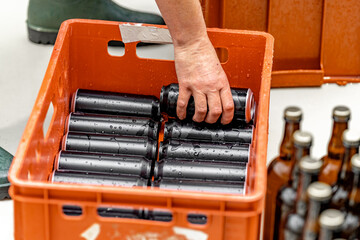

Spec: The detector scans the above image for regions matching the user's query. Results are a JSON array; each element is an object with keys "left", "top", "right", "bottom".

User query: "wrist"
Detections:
[
  {"left": 173, "top": 30, "right": 209, "bottom": 49},
  {"left": 174, "top": 35, "right": 213, "bottom": 58}
]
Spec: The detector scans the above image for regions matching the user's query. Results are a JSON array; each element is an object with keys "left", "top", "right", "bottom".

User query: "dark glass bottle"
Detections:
[
  {"left": 163, "top": 119, "right": 253, "bottom": 144},
  {"left": 159, "top": 140, "right": 249, "bottom": 163},
  {"left": 51, "top": 171, "right": 148, "bottom": 187},
  {"left": 273, "top": 130, "right": 313, "bottom": 240},
  {"left": 71, "top": 89, "right": 161, "bottom": 120},
  {"left": 62, "top": 132, "right": 158, "bottom": 160},
  {"left": 318, "top": 209, "right": 345, "bottom": 240},
  {"left": 302, "top": 182, "right": 333, "bottom": 240},
  {"left": 319, "top": 106, "right": 350, "bottom": 186},
  {"left": 330, "top": 130, "right": 360, "bottom": 211},
  {"left": 152, "top": 178, "right": 245, "bottom": 194},
  {"left": 282, "top": 156, "right": 323, "bottom": 240},
  {"left": 55, "top": 151, "right": 152, "bottom": 179},
  {"left": 264, "top": 107, "right": 302, "bottom": 240},
  {"left": 66, "top": 112, "right": 160, "bottom": 140},
  {"left": 153, "top": 159, "right": 246, "bottom": 182},
  {"left": 340, "top": 154, "right": 360, "bottom": 239},
  {"left": 160, "top": 83, "right": 255, "bottom": 123}
]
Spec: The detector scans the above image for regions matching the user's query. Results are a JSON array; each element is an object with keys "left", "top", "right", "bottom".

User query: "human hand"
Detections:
[{"left": 174, "top": 36, "right": 234, "bottom": 124}]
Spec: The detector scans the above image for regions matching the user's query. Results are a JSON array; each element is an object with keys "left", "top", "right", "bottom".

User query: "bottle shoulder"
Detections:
[
  {"left": 331, "top": 185, "right": 350, "bottom": 208},
  {"left": 342, "top": 211, "right": 360, "bottom": 236},
  {"left": 268, "top": 157, "right": 293, "bottom": 178},
  {"left": 278, "top": 186, "right": 297, "bottom": 205},
  {"left": 285, "top": 213, "right": 305, "bottom": 234}
]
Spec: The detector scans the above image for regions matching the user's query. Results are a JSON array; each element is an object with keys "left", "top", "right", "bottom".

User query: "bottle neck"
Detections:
[
  {"left": 297, "top": 172, "right": 319, "bottom": 200},
  {"left": 290, "top": 146, "right": 311, "bottom": 186},
  {"left": 295, "top": 172, "right": 319, "bottom": 216},
  {"left": 348, "top": 170, "right": 360, "bottom": 212},
  {"left": 327, "top": 121, "right": 348, "bottom": 159},
  {"left": 304, "top": 198, "right": 330, "bottom": 236},
  {"left": 279, "top": 121, "right": 300, "bottom": 160},
  {"left": 319, "top": 227, "right": 339, "bottom": 240},
  {"left": 338, "top": 146, "right": 359, "bottom": 184}
]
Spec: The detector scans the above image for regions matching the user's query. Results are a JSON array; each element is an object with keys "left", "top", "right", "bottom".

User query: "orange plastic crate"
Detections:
[
  {"left": 201, "top": 0, "right": 360, "bottom": 87},
  {"left": 9, "top": 19, "right": 273, "bottom": 240}
]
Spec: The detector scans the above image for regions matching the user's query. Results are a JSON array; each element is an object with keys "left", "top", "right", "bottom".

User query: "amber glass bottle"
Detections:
[
  {"left": 302, "top": 182, "right": 332, "bottom": 240},
  {"left": 264, "top": 107, "right": 302, "bottom": 240},
  {"left": 273, "top": 131, "right": 312, "bottom": 240},
  {"left": 330, "top": 130, "right": 360, "bottom": 211},
  {"left": 282, "top": 157, "right": 323, "bottom": 240},
  {"left": 319, "top": 106, "right": 350, "bottom": 186},
  {"left": 340, "top": 154, "right": 360, "bottom": 239},
  {"left": 318, "top": 209, "right": 345, "bottom": 240}
]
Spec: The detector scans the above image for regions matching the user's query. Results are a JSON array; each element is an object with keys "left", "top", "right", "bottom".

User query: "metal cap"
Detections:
[
  {"left": 284, "top": 106, "right": 302, "bottom": 122},
  {"left": 307, "top": 182, "right": 332, "bottom": 201},
  {"left": 319, "top": 209, "right": 344, "bottom": 230},
  {"left": 333, "top": 106, "right": 350, "bottom": 122},
  {"left": 351, "top": 154, "right": 360, "bottom": 172},
  {"left": 245, "top": 88, "right": 255, "bottom": 123},
  {"left": 293, "top": 131, "right": 313, "bottom": 147},
  {"left": 299, "top": 156, "right": 323, "bottom": 174},
  {"left": 342, "top": 130, "right": 360, "bottom": 148}
]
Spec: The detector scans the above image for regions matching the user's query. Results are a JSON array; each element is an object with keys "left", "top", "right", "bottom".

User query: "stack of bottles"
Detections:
[
  {"left": 50, "top": 89, "right": 161, "bottom": 187},
  {"left": 154, "top": 84, "right": 255, "bottom": 194},
  {"left": 265, "top": 106, "right": 360, "bottom": 240},
  {"left": 50, "top": 84, "right": 256, "bottom": 195}
]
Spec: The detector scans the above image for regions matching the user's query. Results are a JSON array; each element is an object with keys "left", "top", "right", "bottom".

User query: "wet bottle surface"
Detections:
[
  {"left": 66, "top": 112, "right": 160, "bottom": 140},
  {"left": 330, "top": 130, "right": 360, "bottom": 211},
  {"left": 159, "top": 139, "right": 249, "bottom": 163},
  {"left": 51, "top": 171, "right": 148, "bottom": 187},
  {"left": 264, "top": 106, "right": 302, "bottom": 240},
  {"left": 71, "top": 89, "right": 161, "bottom": 120},
  {"left": 273, "top": 130, "right": 313, "bottom": 240},
  {"left": 319, "top": 106, "right": 350, "bottom": 186},
  {"left": 341, "top": 154, "right": 360, "bottom": 239},
  {"left": 154, "top": 159, "right": 246, "bottom": 182},
  {"left": 160, "top": 83, "right": 255, "bottom": 123},
  {"left": 152, "top": 178, "right": 245, "bottom": 194},
  {"left": 62, "top": 132, "right": 158, "bottom": 160},
  {"left": 318, "top": 209, "right": 345, "bottom": 240},
  {"left": 302, "top": 182, "right": 333, "bottom": 240},
  {"left": 55, "top": 151, "right": 152, "bottom": 179},
  {"left": 282, "top": 157, "right": 323, "bottom": 240},
  {"left": 164, "top": 119, "right": 253, "bottom": 144}
]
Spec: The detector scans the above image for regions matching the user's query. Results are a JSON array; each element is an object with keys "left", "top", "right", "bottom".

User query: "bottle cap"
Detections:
[
  {"left": 333, "top": 106, "right": 350, "bottom": 122},
  {"left": 299, "top": 156, "right": 323, "bottom": 174},
  {"left": 245, "top": 88, "right": 255, "bottom": 123},
  {"left": 351, "top": 154, "right": 360, "bottom": 172},
  {"left": 293, "top": 131, "right": 313, "bottom": 147},
  {"left": 284, "top": 106, "right": 302, "bottom": 122},
  {"left": 319, "top": 209, "right": 344, "bottom": 230},
  {"left": 307, "top": 182, "right": 332, "bottom": 201},
  {"left": 342, "top": 130, "right": 360, "bottom": 148}
]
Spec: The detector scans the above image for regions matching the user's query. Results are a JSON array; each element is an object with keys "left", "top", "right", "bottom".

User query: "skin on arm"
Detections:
[{"left": 155, "top": 0, "right": 234, "bottom": 124}]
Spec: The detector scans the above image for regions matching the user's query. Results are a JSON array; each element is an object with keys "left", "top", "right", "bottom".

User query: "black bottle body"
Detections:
[{"left": 72, "top": 89, "right": 160, "bottom": 120}]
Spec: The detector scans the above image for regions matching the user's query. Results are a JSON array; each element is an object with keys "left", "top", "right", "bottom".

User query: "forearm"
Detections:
[
  {"left": 155, "top": 0, "right": 234, "bottom": 124},
  {"left": 155, "top": 0, "right": 207, "bottom": 47}
]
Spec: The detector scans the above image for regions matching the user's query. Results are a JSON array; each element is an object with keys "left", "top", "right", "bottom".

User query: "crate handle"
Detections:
[
  {"left": 187, "top": 213, "right": 208, "bottom": 225},
  {"left": 96, "top": 206, "right": 173, "bottom": 223},
  {"left": 62, "top": 205, "right": 83, "bottom": 217},
  {"left": 107, "top": 41, "right": 125, "bottom": 57}
]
